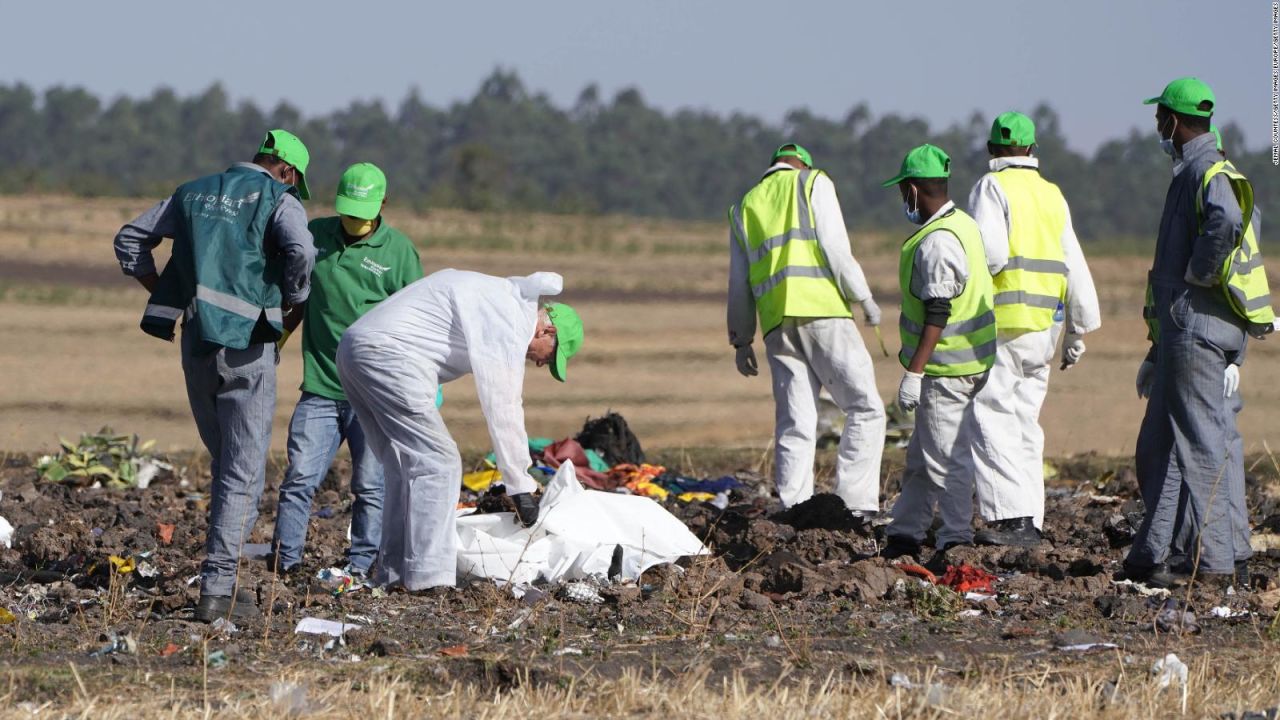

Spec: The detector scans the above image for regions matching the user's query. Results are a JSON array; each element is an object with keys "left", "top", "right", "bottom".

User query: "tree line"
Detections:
[{"left": 0, "top": 69, "right": 1271, "bottom": 243}]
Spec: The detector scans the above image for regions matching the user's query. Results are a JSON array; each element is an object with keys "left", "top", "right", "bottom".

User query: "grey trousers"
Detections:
[
  {"left": 1128, "top": 285, "right": 1250, "bottom": 574},
  {"left": 337, "top": 337, "right": 460, "bottom": 590},
  {"left": 887, "top": 372, "right": 988, "bottom": 548},
  {"left": 181, "top": 331, "right": 277, "bottom": 597}
]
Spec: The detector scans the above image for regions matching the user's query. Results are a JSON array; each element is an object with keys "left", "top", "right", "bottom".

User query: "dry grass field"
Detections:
[{"left": 1, "top": 194, "right": 1278, "bottom": 459}]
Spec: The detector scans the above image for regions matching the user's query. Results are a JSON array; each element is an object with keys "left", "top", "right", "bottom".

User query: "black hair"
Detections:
[
  {"left": 913, "top": 177, "right": 948, "bottom": 196},
  {"left": 252, "top": 152, "right": 286, "bottom": 168},
  {"left": 1172, "top": 109, "right": 1211, "bottom": 133}
]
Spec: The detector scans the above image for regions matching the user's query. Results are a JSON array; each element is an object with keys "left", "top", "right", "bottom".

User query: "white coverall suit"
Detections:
[
  {"left": 336, "top": 269, "right": 555, "bottom": 590},
  {"left": 886, "top": 201, "right": 988, "bottom": 549},
  {"left": 728, "top": 163, "right": 886, "bottom": 511},
  {"left": 968, "top": 156, "right": 1101, "bottom": 529}
]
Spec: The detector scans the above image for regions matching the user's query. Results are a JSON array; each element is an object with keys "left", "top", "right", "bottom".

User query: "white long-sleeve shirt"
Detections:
[
  {"left": 908, "top": 202, "right": 969, "bottom": 302},
  {"left": 345, "top": 269, "right": 562, "bottom": 494},
  {"left": 727, "top": 163, "right": 874, "bottom": 346},
  {"left": 967, "top": 156, "right": 1101, "bottom": 335}
]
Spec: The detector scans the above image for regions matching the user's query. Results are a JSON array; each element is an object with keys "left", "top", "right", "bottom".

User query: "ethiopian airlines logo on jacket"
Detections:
[{"left": 361, "top": 256, "right": 390, "bottom": 277}]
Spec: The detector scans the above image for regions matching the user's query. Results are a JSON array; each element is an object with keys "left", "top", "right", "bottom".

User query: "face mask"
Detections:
[
  {"left": 341, "top": 215, "right": 375, "bottom": 237},
  {"left": 903, "top": 187, "right": 922, "bottom": 225},
  {"left": 1158, "top": 116, "right": 1177, "bottom": 157}
]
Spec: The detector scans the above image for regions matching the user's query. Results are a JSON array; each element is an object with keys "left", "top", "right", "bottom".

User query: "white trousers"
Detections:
[
  {"left": 763, "top": 317, "right": 886, "bottom": 511},
  {"left": 337, "top": 337, "right": 460, "bottom": 590},
  {"left": 887, "top": 372, "right": 987, "bottom": 548},
  {"left": 971, "top": 327, "right": 1058, "bottom": 529}
]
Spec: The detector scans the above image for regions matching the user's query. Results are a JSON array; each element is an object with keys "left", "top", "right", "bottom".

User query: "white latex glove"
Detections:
[
  {"left": 1060, "top": 333, "right": 1086, "bottom": 370},
  {"left": 897, "top": 371, "right": 923, "bottom": 412},
  {"left": 859, "top": 297, "right": 882, "bottom": 327},
  {"left": 1224, "top": 364, "right": 1240, "bottom": 397},
  {"left": 734, "top": 344, "right": 758, "bottom": 377},
  {"left": 1136, "top": 360, "right": 1156, "bottom": 399}
]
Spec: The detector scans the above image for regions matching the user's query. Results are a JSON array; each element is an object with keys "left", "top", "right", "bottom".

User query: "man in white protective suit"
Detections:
[
  {"left": 967, "top": 112, "right": 1101, "bottom": 546},
  {"left": 336, "top": 269, "right": 584, "bottom": 591}
]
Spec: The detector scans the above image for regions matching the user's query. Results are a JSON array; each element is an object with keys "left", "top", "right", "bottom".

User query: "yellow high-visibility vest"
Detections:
[
  {"left": 729, "top": 168, "right": 851, "bottom": 336},
  {"left": 990, "top": 168, "right": 1068, "bottom": 332}
]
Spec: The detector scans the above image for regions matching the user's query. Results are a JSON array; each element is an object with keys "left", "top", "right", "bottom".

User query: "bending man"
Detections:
[{"left": 337, "top": 269, "right": 583, "bottom": 591}]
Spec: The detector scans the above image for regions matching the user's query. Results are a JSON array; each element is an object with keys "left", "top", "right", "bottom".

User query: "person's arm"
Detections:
[
  {"left": 462, "top": 310, "right": 539, "bottom": 496},
  {"left": 1060, "top": 200, "right": 1102, "bottom": 335},
  {"left": 906, "top": 231, "right": 969, "bottom": 368},
  {"left": 810, "top": 173, "right": 874, "bottom": 306},
  {"left": 269, "top": 194, "right": 317, "bottom": 306},
  {"left": 399, "top": 238, "right": 426, "bottom": 287},
  {"left": 114, "top": 196, "right": 179, "bottom": 290},
  {"left": 282, "top": 302, "right": 305, "bottom": 333},
  {"left": 1186, "top": 172, "right": 1244, "bottom": 286},
  {"left": 968, "top": 174, "right": 1010, "bottom": 275},
  {"left": 726, "top": 217, "right": 757, "bottom": 347}
]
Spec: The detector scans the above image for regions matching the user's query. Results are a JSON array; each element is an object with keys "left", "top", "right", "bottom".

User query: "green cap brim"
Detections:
[
  {"left": 880, "top": 173, "right": 908, "bottom": 188},
  {"left": 295, "top": 174, "right": 310, "bottom": 201},
  {"left": 1143, "top": 96, "right": 1162, "bottom": 105},
  {"left": 335, "top": 195, "right": 380, "bottom": 219},
  {"left": 550, "top": 339, "right": 568, "bottom": 382}
]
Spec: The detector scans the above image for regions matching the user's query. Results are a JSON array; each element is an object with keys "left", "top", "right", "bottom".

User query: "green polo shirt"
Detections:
[{"left": 300, "top": 216, "right": 424, "bottom": 401}]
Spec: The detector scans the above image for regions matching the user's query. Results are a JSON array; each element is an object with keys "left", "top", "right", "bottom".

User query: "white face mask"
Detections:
[
  {"left": 903, "top": 186, "right": 922, "bottom": 225},
  {"left": 1158, "top": 116, "right": 1177, "bottom": 157}
]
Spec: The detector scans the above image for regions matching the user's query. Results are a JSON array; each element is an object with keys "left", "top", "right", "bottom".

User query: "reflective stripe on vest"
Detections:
[
  {"left": 729, "top": 168, "right": 851, "bottom": 336},
  {"left": 1198, "top": 161, "right": 1276, "bottom": 326},
  {"left": 897, "top": 208, "right": 997, "bottom": 377},
  {"left": 990, "top": 169, "right": 1069, "bottom": 332}
]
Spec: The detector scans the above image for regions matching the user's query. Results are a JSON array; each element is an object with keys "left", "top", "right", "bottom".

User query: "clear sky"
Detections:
[{"left": 0, "top": 0, "right": 1266, "bottom": 153}]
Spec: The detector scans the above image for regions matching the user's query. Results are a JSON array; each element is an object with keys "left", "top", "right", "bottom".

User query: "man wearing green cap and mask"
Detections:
[
  {"left": 1127, "top": 77, "right": 1265, "bottom": 588},
  {"left": 336, "top": 269, "right": 582, "bottom": 591},
  {"left": 269, "top": 162, "right": 424, "bottom": 580},
  {"left": 878, "top": 144, "right": 996, "bottom": 561},
  {"left": 966, "top": 111, "right": 1102, "bottom": 547},
  {"left": 727, "top": 143, "right": 886, "bottom": 517},
  {"left": 112, "top": 129, "right": 316, "bottom": 621}
]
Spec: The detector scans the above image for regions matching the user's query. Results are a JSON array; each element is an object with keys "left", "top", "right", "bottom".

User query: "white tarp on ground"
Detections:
[{"left": 456, "top": 462, "right": 708, "bottom": 587}]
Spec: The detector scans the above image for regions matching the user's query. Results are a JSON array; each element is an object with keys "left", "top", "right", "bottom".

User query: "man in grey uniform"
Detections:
[
  {"left": 1126, "top": 78, "right": 1263, "bottom": 588},
  {"left": 114, "top": 130, "right": 316, "bottom": 620}
]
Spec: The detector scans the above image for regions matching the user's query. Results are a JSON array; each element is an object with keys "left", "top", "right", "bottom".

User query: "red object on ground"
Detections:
[
  {"left": 156, "top": 523, "right": 175, "bottom": 545},
  {"left": 939, "top": 564, "right": 997, "bottom": 593},
  {"left": 538, "top": 438, "right": 611, "bottom": 489},
  {"left": 159, "top": 643, "right": 182, "bottom": 657},
  {"left": 897, "top": 564, "right": 938, "bottom": 583},
  {"left": 438, "top": 644, "right": 469, "bottom": 657}
]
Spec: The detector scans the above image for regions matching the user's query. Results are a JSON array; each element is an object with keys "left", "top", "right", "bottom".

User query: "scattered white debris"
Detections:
[
  {"left": 1110, "top": 579, "right": 1171, "bottom": 598},
  {"left": 0, "top": 515, "right": 12, "bottom": 549},
  {"left": 295, "top": 617, "right": 360, "bottom": 637},
  {"left": 1058, "top": 642, "right": 1119, "bottom": 652},
  {"left": 553, "top": 647, "right": 583, "bottom": 656}
]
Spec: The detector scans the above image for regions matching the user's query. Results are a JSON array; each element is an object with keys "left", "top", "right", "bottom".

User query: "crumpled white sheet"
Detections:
[{"left": 456, "top": 462, "right": 708, "bottom": 587}]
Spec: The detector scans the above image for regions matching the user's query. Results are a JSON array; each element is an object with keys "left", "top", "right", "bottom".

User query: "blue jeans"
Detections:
[
  {"left": 271, "top": 392, "right": 385, "bottom": 573},
  {"left": 181, "top": 331, "right": 276, "bottom": 597}
]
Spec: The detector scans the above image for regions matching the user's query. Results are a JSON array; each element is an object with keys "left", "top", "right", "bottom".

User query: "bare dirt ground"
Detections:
[
  {"left": 4, "top": 197, "right": 1280, "bottom": 716},
  {"left": 2, "top": 447, "right": 1280, "bottom": 718}
]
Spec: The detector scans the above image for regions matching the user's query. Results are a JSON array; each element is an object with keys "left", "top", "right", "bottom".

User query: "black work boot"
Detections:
[
  {"left": 1123, "top": 561, "right": 1189, "bottom": 589},
  {"left": 879, "top": 535, "right": 921, "bottom": 560},
  {"left": 194, "top": 588, "right": 260, "bottom": 623},
  {"left": 974, "top": 517, "right": 1041, "bottom": 547},
  {"left": 510, "top": 492, "right": 541, "bottom": 527}
]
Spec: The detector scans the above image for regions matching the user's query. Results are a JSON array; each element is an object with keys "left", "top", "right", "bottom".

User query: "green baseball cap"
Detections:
[
  {"left": 1144, "top": 77, "right": 1216, "bottom": 118},
  {"left": 257, "top": 129, "right": 311, "bottom": 200},
  {"left": 881, "top": 144, "right": 951, "bottom": 187},
  {"left": 989, "top": 111, "right": 1036, "bottom": 146},
  {"left": 335, "top": 163, "right": 387, "bottom": 220},
  {"left": 772, "top": 143, "right": 813, "bottom": 167},
  {"left": 546, "top": 302, "right": 583, "bottom": 383},
  {"left": 1210, "top": 124, "right": 1224, "bottom": 152}
]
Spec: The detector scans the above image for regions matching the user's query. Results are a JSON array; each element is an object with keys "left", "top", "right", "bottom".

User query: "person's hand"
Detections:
[
  {"left": 860, "top": 297, "right": 882, "bottom": 327},
  {"left": 1060, "top": 333, "right": 1086, "bottom": 370},
  {"left": 897, "top": 371, "right": 923, "bottom": 412},
  {"left": 735, "top": 344, "right": 758, "bottom": 377},
  {"left": 1224, "top": 364, "right": 1240, "bottom": 398},
  {"left": 1136, "top": 360, "right": 1156, "bottom": 399}
]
